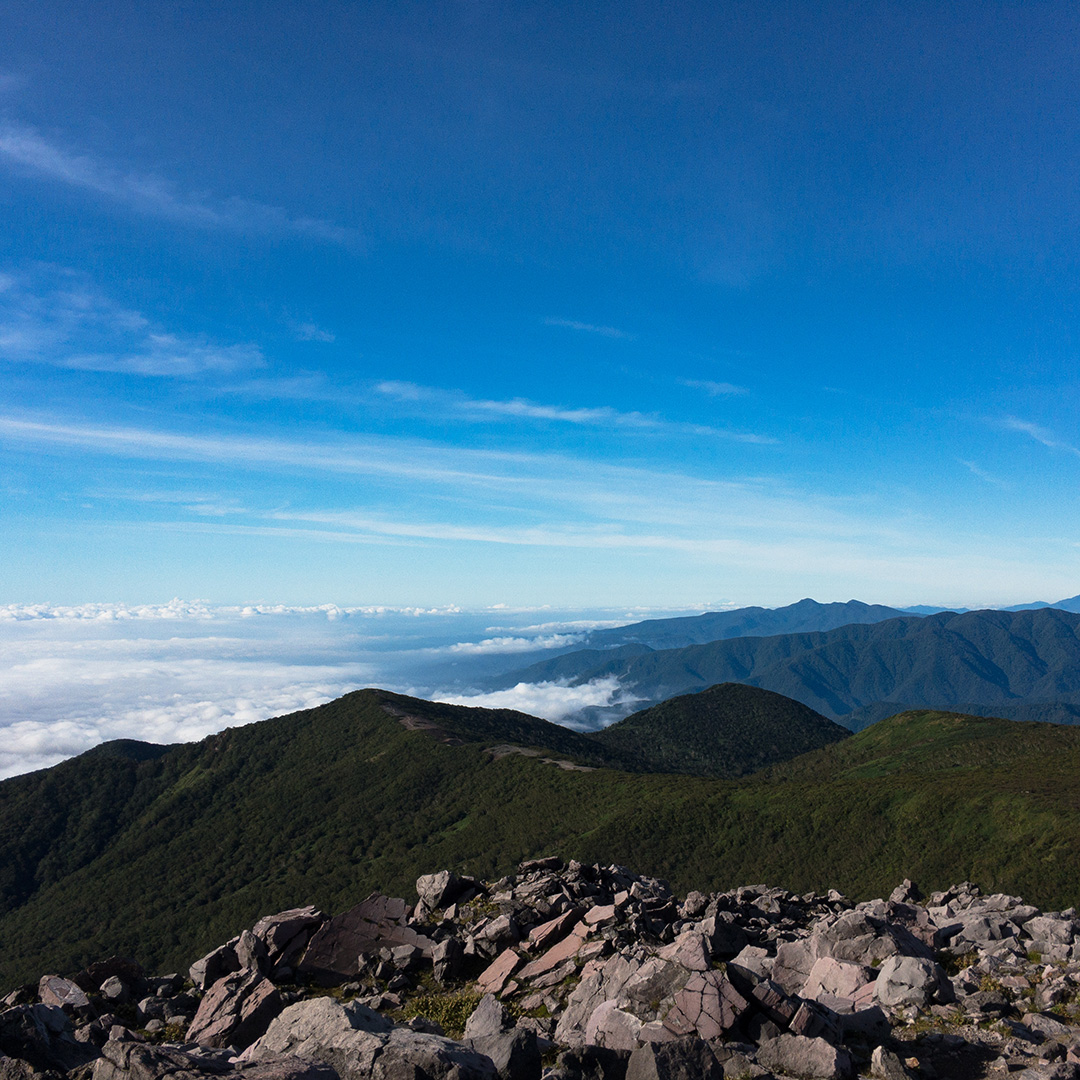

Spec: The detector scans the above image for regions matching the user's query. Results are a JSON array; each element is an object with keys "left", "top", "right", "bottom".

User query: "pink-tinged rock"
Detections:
[
  {"left": 476, "top": 949, "right": 522, "bottom": 996},
  {"left": 529, "top": 909, "right": 581, "bottom": 950},
  {"left": 584, "top": 905, "right": 617, "bottom": 926},
  {"left": 585, "top": 1001, "right": 642, "bottom": 1050},
  {"left": 658, "top": 931, "right": 710, "bottom": 972},
  {"left": 577, "top": 941, "right": 608, "bottom": 963},
  {"left": 251, "top": 906, "right": 325, "bottom": 971},
  {"left": 518, "top": 922, "right": 589, "bottom": 980},
  {"left": 662, "top": 971, "right": 748, "bottom": 1041},
  {"left": 853, "top": 982, "right": 877, "bottom": 1010},
  {"left": 802, "top": 957, "right": 876, "bottom": 1002},
  {"left": 38, "top": 976, "right": 90, "bottom": 1011},
  {"left": 297, "top": 893, "right": 432, "bottom": 985},
  {"left": 751, "top": 980, "right": 799, "bottom": 1027},
  {"left": 186, "top": 969, "right": 283, "bottom": 1050}
]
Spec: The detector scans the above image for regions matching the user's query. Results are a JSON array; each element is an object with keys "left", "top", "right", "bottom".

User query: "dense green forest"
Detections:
[{"left": 3, "top": 688, "right": 1080, "bottom": 989}]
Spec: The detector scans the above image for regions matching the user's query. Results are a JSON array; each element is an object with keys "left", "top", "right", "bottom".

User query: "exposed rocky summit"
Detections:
[{"left": 4, "top": 861, "right": 1080, "bottom": 1080}]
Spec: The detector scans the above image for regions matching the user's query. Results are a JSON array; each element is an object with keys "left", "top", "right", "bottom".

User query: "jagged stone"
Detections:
[
  {"left": 72, "top": 960, "right": 144, "bottom": 997},
  {"left": 189, "top": 943, "right": 241, "bottom": 992},
  {"left": 585, "top": 1003, "right": 642, "bottom": 1051},
  {"left": 476, "top": 949, "right": 522, "bottom": 996},
  {"left": 662, "top": 971, "right": 748, "bottom": 1040},
  {"left": 432, "top": 938, "right": 464, "bottom": 985},
  {"left": 242, "top": 997, "right": 497, "bottom": 1080},
  {"left": 0, "top": 1056, "right": 38, "bottom": 1080},
  {"left": 465, "top": 1028, "right": 540, "bottom": 1080},
  {"left": 800, "top": 957, "right": 875, "bottom": 1003},
  {"left": 756, "top": 1033, "right": 854, "bottom": 1079},
  {"left": 464, "top": 996, "right": 511, "bottom": 1040},
  {"left": 657, "top": 932, "right": 710, "bottom": 972},
  {"left": 297, "top": 894, "right": 433, "bottom": 985},
  {"left": 185, "top": 968, "right": 282, "bottom": 1049},
  {"left": 870, "top": 1046, "right": 917, "bottom": 1080},
  {"left": 37, "top": 977, "right": 90, "bottom": 1014},
  {"left": 624, "top": 1039, "right": 723, "bottom": 1080},
  {"left": 873, "top": 956, "right": 950, "bottom": 1008},
  {"left": 251, "top": 906, "right": 325, "bottom": 976},
  {"left": 0, "top": 1005, "right": 99, "bottom": 1073},
  {"left": 518, "top": 923, "right": 589, "bottom": 980},
  {"left": 555, "top": 956, "right": 642, "bottom": 1046},
  {"left": 550, "top": 1046, "right": 629, "bottom": 1080}
]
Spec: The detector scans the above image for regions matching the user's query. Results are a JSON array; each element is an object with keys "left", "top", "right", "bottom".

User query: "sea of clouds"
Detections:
[{"left": 0, "top": 601, "right": 666, "bottom": 778}]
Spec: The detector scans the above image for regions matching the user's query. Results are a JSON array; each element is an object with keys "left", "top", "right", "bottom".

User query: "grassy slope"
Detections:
[
  {"left": 3, "top": 695, "right": 1080, "bottom": 988},
  {"left": 592, "top": 683, "right": 850, "bottom": 777}
]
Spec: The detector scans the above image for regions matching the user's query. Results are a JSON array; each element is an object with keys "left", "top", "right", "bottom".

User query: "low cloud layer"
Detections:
[
  {"left": 0, "top": 605, "right": 642, "bottom": 778},
  {"left": 433, "top": 676, "right": 640, "bottom": 724}
]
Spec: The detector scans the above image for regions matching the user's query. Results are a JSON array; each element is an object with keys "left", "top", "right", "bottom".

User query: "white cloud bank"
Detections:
[
  {"left": 0, "top": 605, "right": 644, "bottom": 778},
  {"left": 433, "top": 676, "right": 640, "bottom": 724}
]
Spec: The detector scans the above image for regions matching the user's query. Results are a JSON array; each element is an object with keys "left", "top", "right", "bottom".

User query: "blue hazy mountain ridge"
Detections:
[
  {"left": 495, "top": 607, "right": 1080, "bottom": 731},
  {"left": 580, "top": 598, "right": 913, "bottom": 650}
]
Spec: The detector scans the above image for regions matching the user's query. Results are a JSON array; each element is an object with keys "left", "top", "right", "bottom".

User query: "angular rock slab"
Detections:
[
  {"left": 757, "top": 1034, "right": 854, "bottom": 1080},
  {"left": 297, "top": 894, "right": 432, "bottom": 985},
  {"left": 662, "top": 971, "right": 748, "bottom": 1041},
  {"left": 186, "top": 969, "right": 283, "bottom": 1050}
]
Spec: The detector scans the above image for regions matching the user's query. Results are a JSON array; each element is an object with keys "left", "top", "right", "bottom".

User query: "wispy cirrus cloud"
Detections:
[
  {"left": 959, "top": 459, "right": 1008, "bottom": 488},
  {"left": 679, "top": 377, "right": 749, "bottom": 396},
  {"left": 373, "top": 380, "right": 775, "bottom": 443},
  {"left": 0, "top": 267, "right": 264, "bottom": 378},
  {"left": 0, "top": 122, "right": 356, "bottom": 244},
  {"left": 1000, "top": 416, "right": 1080, "bottom": 458},
  {"left": 293, "top": 322, "right": 336, "bottom": 343},
  {"left": 543, "top": 317, "right": 635, "bottom": 340}
]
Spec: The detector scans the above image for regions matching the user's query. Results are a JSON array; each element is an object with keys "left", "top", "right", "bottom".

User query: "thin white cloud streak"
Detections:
[
  {"left": 6, "top": 415, "right": 1080, "bottom": 600},
  {"left": 433, "top": 677, "right": 641, "bottom": 723},
  {"left": 959, "top": 459, "right": 1008, "bottom": 488},
  {"left": 0, "top": 123, "right": 356, "bottom": 244},
  {"left": 373, "top": 380, "right": 775, "bottom": 443},
  {"left": 1001, "top": 416, "right": 1080, "bottom": 458},
  {"left": 0, "top": 269, "right": 265, "bottom": 377},
  {"left": 679, "top": 378, "right": 749, "bottom": 396},
  {"left": 543, "top": 318, "right": 634, "bottom": 340}
]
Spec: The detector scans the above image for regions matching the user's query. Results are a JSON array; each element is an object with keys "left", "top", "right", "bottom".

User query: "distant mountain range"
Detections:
[
  {"left": 577, "top": 598, "right": 912, "bottom": 650},
  {"left": 5, "top": 686, "right": 1080, "bottom": 989},
  {"left": 573, "top": 594, "right": 1080, "bottom": 651},
  {"left": 496, "top": 607, "right": 1080, "bottom": 730}
]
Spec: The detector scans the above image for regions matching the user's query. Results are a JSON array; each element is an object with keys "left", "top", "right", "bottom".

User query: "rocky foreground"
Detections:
[{"left": 4, "top": 860, "right": 1080, "bottom": 1080}]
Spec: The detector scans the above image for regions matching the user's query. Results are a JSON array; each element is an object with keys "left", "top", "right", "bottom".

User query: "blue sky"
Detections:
[{"left": 2, "top": 0, "right": 1079, "bottom": 609}]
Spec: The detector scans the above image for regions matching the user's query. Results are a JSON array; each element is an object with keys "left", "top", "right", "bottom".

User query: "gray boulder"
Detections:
[
  {"left": 242, "top": 996, "right": 497, "bottom": 1080},
  {"left": 0, "top": 1004, "right": 99, "bottom": 1073},
  {"left": 465, "top": 1029, "right": 540, "bottom": 1080},
  {"left": 757, "top": 1034, "right": 854, "bottom": 1080},
  {"left": 464, "top": 996, "right": 511, "bottom": 1040},
  {"left": 873, "top": 956, "right": 951, "bottom": 1008},
  {"left": 624, "top": 1039, "right": 723, "bottom": 1080}
]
